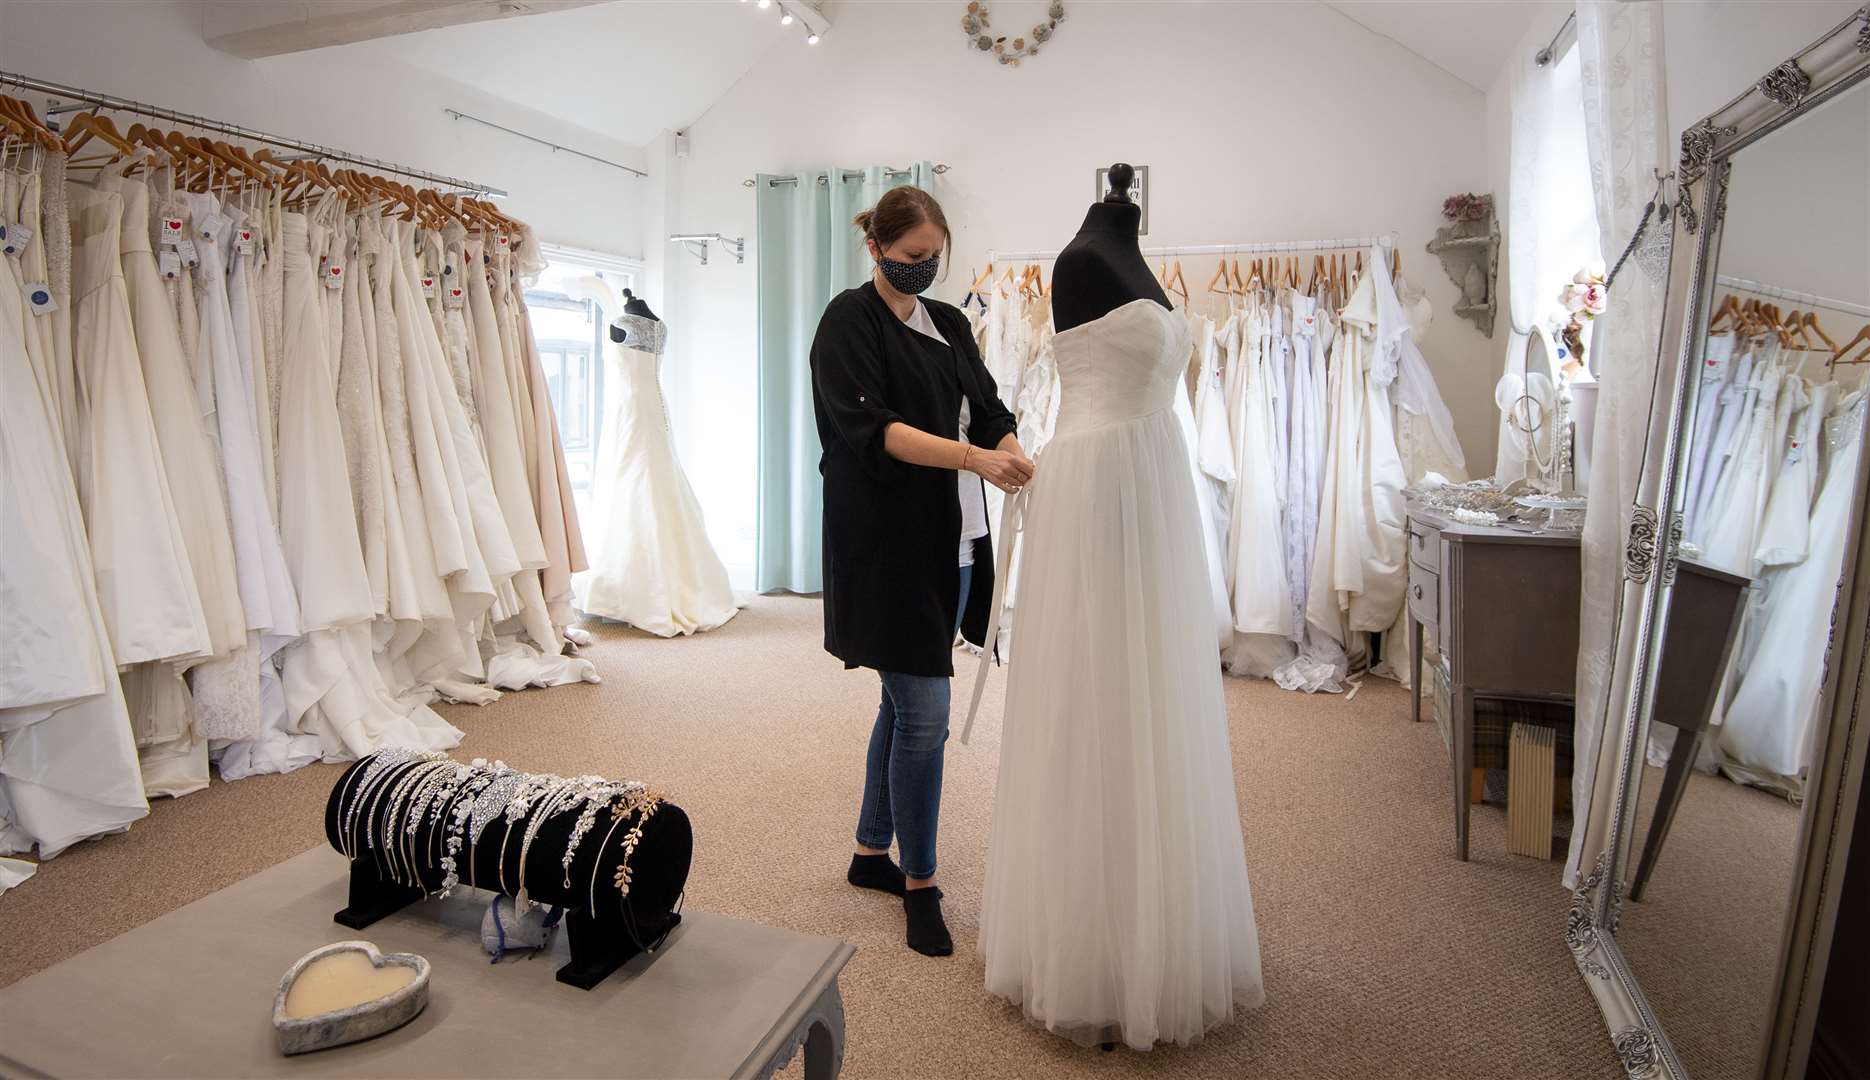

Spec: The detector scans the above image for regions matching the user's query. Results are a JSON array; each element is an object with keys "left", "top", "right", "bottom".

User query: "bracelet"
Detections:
[{"left": 961, "top": 443, "right": 973, "bottom": 472}]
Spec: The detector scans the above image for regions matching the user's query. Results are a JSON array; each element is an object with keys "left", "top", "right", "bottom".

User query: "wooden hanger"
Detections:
[
  {"left": 63, "top": 111, "right": 137, "bottom": 162},
  {"left": 1206, "top": 259, "right": 1231, "bottom": 296},
  {"left": 1832, "top": 320, "right": 1870, "bottom": 369},
  {"left": 1801, "top": 311, "right": 1838, "bottom": 354},
  {"left": 969, "top": 263, "right": 996, "bottom": 293},
  {"left": 0, "top": 96, "right": 64, "bottom": 153},
  {"left": 1708, "top": 293, "right": 1742, "bottom": 333},
  {"left": 1166, "top": 259, "right": 1189, "bottom": 305}
]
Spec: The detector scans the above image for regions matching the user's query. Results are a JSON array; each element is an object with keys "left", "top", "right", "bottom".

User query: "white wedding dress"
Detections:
[
  {"left": 575, "top": 314, "right": 739, "bottom": 637},
  {"left": 1720, "top": 392, "right": 1866, "bottom": 789},
  {"left": 970, "top": 298, "right": 1264, "bottom": 1050}
]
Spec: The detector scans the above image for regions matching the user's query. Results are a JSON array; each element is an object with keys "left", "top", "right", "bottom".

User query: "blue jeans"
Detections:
[{"left": 854, "top": 567, "right": 972, "bottom": 881}]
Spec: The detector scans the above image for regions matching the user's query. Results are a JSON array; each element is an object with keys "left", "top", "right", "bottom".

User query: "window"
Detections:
[{"left": 524, "top": 244, "right": 644, "bottom": 493}]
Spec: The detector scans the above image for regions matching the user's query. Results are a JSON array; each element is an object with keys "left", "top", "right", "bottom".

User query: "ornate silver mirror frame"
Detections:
[{"left": 1566, "top": 8, "right": 1870, "bottom": 1079}]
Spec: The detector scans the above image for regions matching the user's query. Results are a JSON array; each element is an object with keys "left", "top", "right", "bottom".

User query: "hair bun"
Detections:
[{"left": 852, "top": 209, "right": 875, "bottom": 235}]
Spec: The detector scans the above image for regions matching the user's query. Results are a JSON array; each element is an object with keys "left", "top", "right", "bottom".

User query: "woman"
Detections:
[{"left": 809, "top": 186, "right": 1033, "bottom": 956}]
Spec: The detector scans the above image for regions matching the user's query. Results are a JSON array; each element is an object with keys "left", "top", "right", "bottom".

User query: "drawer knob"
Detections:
[{"left": 1413, "top": 584, "right": 1424, "bottom": 600}]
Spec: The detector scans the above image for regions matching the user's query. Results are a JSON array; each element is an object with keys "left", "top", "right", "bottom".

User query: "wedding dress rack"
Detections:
[
  {"left": 1715, "top": 274, "right": 1870, "bottom": 318},
  {"left": 0, "top": 69, "right": 507, "bottom": 196},
  {"left": 986, "top": 233, "right": 1397, "bottom": 263},
  {"left": 742, "top": 163, "right": 953, "bottom": 187}
]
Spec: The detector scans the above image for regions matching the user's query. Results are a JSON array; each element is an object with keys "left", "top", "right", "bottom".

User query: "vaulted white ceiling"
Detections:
[
  {"left": 344, "top": 2, "right": 800, "bottom": 147},
  {"left": 208, "top": 0, "right": 1559, "bottom": 153},
  {"left": 1322, "top": 0, "right": 1565, "bottom": 91}
]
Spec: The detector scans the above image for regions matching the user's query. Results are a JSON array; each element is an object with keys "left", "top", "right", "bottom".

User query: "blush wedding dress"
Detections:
[{"left": 965, "top": 298, "right": 1264, "bottom": 1049}]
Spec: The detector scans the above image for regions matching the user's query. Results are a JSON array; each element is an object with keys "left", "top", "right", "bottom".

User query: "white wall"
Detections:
[
  {"left": 661, "top": 0, "right": 1497, "bottom": 588},
  {"left": 0, "top": 0, "right": 648, "bottom": 258}
]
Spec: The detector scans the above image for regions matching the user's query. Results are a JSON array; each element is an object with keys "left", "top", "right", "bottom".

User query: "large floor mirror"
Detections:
[{"left": 1587, "top": 13, "right": 1870, "bottom": 1080}]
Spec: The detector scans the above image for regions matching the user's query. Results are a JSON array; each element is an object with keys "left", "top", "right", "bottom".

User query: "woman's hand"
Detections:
[{"left": 966, "top": 446, "right": 1035, "bottom": 494}]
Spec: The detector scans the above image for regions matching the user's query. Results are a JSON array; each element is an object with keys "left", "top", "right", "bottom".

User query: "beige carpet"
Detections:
[
  {"left": 0, "top": 597, "right": 1626, "bottom": 1079},
  {"left": 1621, "top": 763, "right": 1802, "bottom": 1080}
]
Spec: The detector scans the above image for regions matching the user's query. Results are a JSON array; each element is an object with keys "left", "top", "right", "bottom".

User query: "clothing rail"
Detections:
[
  {"left": 1717, "top": 274, "right": 1870, "bottom": 318},
  {"left": 0, "top": 69, "right": 509, "bottom": 197},
  {"left": 742, "top": 164, "right": 952, "bottom": 188},
  {"left": 444, "top": 109, "right": 646, "bottom": 179},
  {"left": 986, "top": 233, "right": 1397, "bottom": 263}
]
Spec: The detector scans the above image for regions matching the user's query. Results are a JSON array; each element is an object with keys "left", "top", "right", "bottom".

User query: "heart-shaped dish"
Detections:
[{"left": 272, "top": 940, "right": 430, "bottom": 1056}]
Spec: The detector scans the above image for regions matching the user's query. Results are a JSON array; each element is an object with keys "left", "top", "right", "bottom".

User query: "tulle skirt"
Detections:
[{"left": 981, "top": 406, "right": 1264, "bottom": 1050}]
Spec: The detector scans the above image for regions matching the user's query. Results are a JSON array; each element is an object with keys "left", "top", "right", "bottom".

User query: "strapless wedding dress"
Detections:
[
  {"left": 969, "top": 298, "right": 1264, "bottom": 1049},
  {"left": 575, "top": 315, "right": 739, "bottom": 637}
]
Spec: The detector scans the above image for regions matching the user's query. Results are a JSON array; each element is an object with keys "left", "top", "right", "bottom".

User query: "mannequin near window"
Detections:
[
  {"left": 609, "top": 288, "right": 658, "bottom": 342},
  {"left": 1051, "top": 162, "right": 1171, "bottom": 332}
]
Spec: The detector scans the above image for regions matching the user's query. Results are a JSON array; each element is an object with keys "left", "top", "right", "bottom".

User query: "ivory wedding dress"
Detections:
[
  {"left": 1720, "top": 392, "right": 1867, "bottom": 789},
  {"left": 576, "top": 315, "right": 739, "bottom": 636},
  {"left": 971, "top": 298, "right": 1264, "bottom": 1050}
]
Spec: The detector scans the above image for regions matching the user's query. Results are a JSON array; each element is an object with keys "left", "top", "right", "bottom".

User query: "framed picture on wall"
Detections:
[{"left": 1094, "top": 165, "right": 1149, "bottom": 235}]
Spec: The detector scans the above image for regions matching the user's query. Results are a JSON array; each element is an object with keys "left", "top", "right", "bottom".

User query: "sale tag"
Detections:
[
  {"left": 444, "top": 285, "right": 465, "bottom": 308},
  {"left": 236, "top": 227, "right": 257, "bottom": 255},
  {"left": 25, "top": 282, "right": 57, "bottom": 315},
  {"left": 326, "top": 262, "right": 345, "bottom": 289},
  {"left": 1, "top": 222, "right": 32, "bottom": 257},
  {"left": 160, "top": 216, "right": 185, "bottom": 245},
  {"left": 421, "top": 275, "right": 437, "bottom": 298},
  {"left": 177, "top": 239, "right": 200, "bottom": 267},
  {"left": 196, "top": 209, "right": 228, "bottom": 239},
  {"left": 159, "top": 252, "right": 182, "bottom": 279}
]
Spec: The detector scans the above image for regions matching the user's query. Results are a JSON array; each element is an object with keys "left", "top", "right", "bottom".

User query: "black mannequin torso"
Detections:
[
  {"left": 1049, "top": 166, "right": 1169, "bottom": 333},
  {"left": 610, "top": 288, "right": 659, "bottom": 341}
]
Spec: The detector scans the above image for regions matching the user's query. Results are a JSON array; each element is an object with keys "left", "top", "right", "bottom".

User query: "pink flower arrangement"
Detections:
[
  {"left": 1441, "top": 193, "right": 1493, "bottom": 223},
  {"left": 1558, "top": 269, "right": 1608, "bottom": 320}
]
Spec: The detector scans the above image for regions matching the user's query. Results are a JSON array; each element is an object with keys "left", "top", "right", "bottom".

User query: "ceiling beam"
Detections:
[{"left": 203, "top": 0, "right": 612, "bottom": 60}]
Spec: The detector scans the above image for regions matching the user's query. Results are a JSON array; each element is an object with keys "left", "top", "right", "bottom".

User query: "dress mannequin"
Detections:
[
  {"left": 610, "top": 289, "right": 658, "bottom": 341},
  {"left": 1050, "top": 163, "right": 1170, "bottom": 332}
]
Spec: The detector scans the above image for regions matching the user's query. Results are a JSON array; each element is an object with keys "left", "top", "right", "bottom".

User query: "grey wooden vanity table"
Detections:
[{"left": 1405, "top": 504, "right": 1582, "bottom": 861}]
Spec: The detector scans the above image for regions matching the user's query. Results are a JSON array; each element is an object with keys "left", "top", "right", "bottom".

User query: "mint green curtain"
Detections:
[{"left": 755, "top": 163, "right": 936, "bottom": 594}]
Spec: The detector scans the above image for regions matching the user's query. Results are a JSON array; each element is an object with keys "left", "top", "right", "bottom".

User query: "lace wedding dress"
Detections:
[
  {"left": 969, "top": 298, "right": 1264, "bottom": 1049},
  {"left": 575, "top": 315, "right": 739, "bottom": 637}
]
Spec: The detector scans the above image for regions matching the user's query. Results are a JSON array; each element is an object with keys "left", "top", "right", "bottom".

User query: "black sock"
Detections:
[
  {"left": 903, "top": 887, "right": 953, "bottom": 957},
  {"left": 847, "top": 853, "right": 906, "bottom": 897}
]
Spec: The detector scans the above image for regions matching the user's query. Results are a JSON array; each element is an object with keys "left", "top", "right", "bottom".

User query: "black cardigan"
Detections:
[{"left": 809, "top": 282, "right": 1018, "bottom": 677}]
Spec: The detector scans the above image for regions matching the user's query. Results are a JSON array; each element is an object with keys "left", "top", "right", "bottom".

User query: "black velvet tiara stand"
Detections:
[{"left": 323, "top": 754, "right": 693, "bottom": 989}]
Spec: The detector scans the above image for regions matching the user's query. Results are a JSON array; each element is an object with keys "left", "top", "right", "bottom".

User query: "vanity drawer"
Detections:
[
  {"left": 1409, "top": 519, "right": 1441, "bottom": 573},
  {"left": 1408, "top": 560, "right": 1439, "bottom": 631}
]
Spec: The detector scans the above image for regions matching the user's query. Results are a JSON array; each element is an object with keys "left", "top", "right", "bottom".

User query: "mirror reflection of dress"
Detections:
[
  {"left": 574, "top": 315, "right": 739, "bottom": 637},
  {"left": 1719, "top": 391, "right": 1867, "bottom": 789}
]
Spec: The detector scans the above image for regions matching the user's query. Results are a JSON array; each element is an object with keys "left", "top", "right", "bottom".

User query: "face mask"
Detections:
[{"left": 877, "top": 251, "right": 940, "bottom": 296}]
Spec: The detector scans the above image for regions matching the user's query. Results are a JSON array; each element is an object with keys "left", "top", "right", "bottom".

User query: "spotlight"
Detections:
[
  {"left": 807, "top": 32, "right": 820, "bottom": 44},
  {"left": 756, "top": 0, "right": 769, "bottom": 7},
  {"left": 780, "top": 11, "right": 794, "bottom": 25}
]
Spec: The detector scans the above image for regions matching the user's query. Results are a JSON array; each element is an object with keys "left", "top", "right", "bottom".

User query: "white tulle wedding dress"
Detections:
[
  {"left": 575, "top": 314, "right": 739, "bottom": 637},
  {"left": 967, "top": 298, "right": 1264, "bottom": 1050}
]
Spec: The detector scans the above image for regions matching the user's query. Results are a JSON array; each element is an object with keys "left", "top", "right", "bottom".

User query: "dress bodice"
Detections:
[
  {"left": 1826, "top": 392, "right": 1867, "bottom": 458},
  {"left": 1050, "top": 299, "right": 1189, "bottom": 437},
  {"left": 612, "top": 313, "right": 666, "bottom": 356}
]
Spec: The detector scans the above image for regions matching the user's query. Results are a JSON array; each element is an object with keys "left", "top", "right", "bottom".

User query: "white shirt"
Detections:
[{"left": 905, "top": 300, "right": 990, "bottom": 567}]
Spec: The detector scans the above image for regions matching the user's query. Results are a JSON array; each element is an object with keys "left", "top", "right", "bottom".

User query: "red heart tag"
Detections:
[
  {"left": 330, "top": 266, "right": 342, "bottom": 277},
  {"left": 450, "top": 288, "right": 463, "bottom": 298},
  {"left": 167, "top": 220, "right": 182, "bottom": 230},
  {"left": 240, "top": 230, "right": 251, "bottom": 242},
  {"left": 422, "top": 277, "right": 434, "bottom": 287}
]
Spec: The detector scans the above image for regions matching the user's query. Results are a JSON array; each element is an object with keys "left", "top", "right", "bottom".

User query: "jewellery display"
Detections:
[
  {"left": 563, "top": 784, "right": 630, "bottom": 887},
  {"left": 323, "top": 750, "right": 691, "bottom": 990}
]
